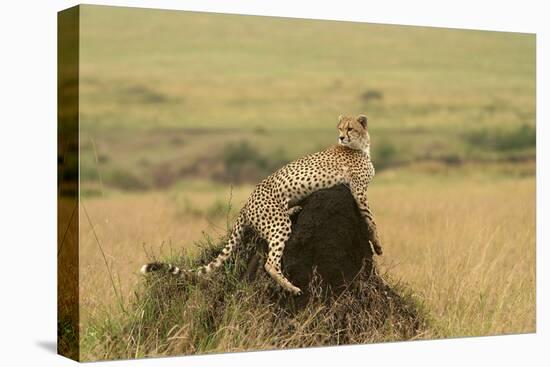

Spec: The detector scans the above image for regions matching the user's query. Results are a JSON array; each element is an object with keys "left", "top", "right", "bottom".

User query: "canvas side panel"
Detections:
[{"left": 57, "top": 5, "right": 80, "bottom": 362}]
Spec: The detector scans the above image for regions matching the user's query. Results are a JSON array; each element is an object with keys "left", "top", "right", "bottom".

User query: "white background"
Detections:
[{"left": 0, "top": 0, "right": 547, "bottom": 365}]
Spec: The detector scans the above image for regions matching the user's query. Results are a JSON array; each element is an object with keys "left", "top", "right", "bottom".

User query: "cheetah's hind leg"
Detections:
[{"left": 261, "top": 211, "right": 302, "bottom": 296}]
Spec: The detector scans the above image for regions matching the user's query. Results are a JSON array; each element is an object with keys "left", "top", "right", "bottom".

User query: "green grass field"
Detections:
[
  {"left": 63, "top": 5, "right": 536, "bottom": 361},
  {"left": 77, "top": 5, "right": 535, "bottom": 195}
]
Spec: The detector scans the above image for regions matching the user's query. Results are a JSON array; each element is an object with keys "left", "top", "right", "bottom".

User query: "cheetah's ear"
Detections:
[
  {"left": 338, "top": 115, "right": 344, "bottom": 122},
  {"left": 357, "top": 115, "right": 367, "bottom": 128}
]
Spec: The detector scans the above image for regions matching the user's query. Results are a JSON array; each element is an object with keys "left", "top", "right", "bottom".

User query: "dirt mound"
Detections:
[
  {"left": 241, "top": 184, "right": 376, "bottom": 309},
  {"left": 134, "top": 185, "right": 426, "bottom": 355}
]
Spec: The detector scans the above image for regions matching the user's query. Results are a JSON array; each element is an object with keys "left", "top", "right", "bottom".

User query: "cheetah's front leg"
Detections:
[
  {"left": 361, "top": 204, "right": 383, "bottom": 255},
  {"left": 349, "top": 179, "right": 383, "bottom": 255}
]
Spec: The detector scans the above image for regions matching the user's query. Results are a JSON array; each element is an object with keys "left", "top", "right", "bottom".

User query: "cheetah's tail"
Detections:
[
  {"left": 196, "top": 211, "right": 246, "bottom": 276},
  {"left": 140, "top": 211, "right": 247, "bottom": 278},
  {"left": 140, "top": 262, "right": 189, "bottom": 277}
]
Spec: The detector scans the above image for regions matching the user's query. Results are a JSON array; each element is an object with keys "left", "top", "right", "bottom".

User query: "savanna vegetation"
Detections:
[{"left": 59, "top": 5, "right": 536, "bottom": 361}]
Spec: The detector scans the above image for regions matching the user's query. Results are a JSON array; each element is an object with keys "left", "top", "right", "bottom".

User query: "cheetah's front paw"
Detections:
[{"left": 370, "top": 239, "right": 383, "bottom": 256}]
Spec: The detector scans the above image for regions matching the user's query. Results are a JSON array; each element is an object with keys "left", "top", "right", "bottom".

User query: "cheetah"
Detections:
[{"left": 141, "top": 114, "right": 382, "bottom": 296}]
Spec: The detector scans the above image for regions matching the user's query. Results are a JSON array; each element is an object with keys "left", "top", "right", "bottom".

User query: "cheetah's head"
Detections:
[{"left": 337, "top": 114, "right": 371, "bottom": 153}]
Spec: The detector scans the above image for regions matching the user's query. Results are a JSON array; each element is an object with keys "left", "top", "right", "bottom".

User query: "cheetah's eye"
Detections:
[{"left": 347, "top": 128, "right": 353, "bottom": 132}]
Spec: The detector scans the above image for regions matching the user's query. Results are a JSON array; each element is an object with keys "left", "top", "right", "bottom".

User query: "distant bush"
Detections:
[
  {"left": 221, "top": 141, "right": 289, "bottom": 184},
  {"left": 373, "top": 140, "right": 397, "bottom": 169},
  {"left": 170, "top": 136, "right": 185, "bottom": 146},
  {"left": 120, "top": 85, "right": 170, "bottom": 104},
  {"left": 80, "top": 187, "right": 103, "bottom": 198},
  {"left": 440, "top": 153, "right": 464, "bottom": 166},
  {"left": 106, "top": 169, "right": 149, "bottom": 191},
  {"left": 97, "top": 153, "right": 109, "bottom": 164},
  {"left": 464, "top": 124, "right": 536, "bottom": 152},
  {"left": 79, "top": 164, "right": 99, "bottom": 182},
  {"left": 151, "top": 163, "right": 177, "bottom": 189},
  {"left": 175, "top": 196, "right": 233, "bottom": 219},
  {"left": 360, "top": 89, "right": 384, "bottom": 103},
  {"left": 206, "top": 198, "right": 232, "bottom": 218},
  {"left": 174, "top": 196, "right": 202, "bottom": 218}
]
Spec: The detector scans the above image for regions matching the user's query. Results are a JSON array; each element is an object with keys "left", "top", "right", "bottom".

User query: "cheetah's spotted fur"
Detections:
[{"left": 142, "top": 115, "right": 382, "bottom": 295}]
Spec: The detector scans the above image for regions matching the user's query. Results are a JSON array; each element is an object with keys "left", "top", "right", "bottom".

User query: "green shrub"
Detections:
[
  {"left": 206, "top": 198, "right": 232, "bottom": 218},
  {"left": 221, "top": 141, "right": 289, "bottom": 184},
  {"left": 373, "top": 140, "right": 397, "bottom": 169},
  {"left": 79, "top": 164, "right": 99, "bottom": 182},
  {"left": 464, "top": 124, "right": 535, "bottom": 152},
  {"left": 174, "top": 196, "right": 233, "bottom": 219},
  {"left": 106, "top": 169, "right": 149, "bottom": 191}
]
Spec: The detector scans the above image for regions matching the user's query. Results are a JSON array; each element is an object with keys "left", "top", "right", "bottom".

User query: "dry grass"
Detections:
[
  {"left": 77, "top": 163, "right": 535, "bottom": 360},
  {"left": 80, "top": 231, "right": 427, "bottom": 361},
  {"left": 373, "top": 169, "right": 535, "bottom": 337},
  {"left": 78, "top": 184, "right": 252, "bottom": 324}
]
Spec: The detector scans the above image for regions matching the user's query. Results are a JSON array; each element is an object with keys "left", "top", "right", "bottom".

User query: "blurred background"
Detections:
[
  {"left": 74, "top": 5, "right": 535, "bottom": 340},
  {"left": 78, "top": 5, "right": 535, "bottom": 195}
]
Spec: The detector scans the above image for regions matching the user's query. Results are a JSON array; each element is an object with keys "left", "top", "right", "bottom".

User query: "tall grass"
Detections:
[
  {"left": 81, "top": 236, "right": 428, "bottom": 361},
  {"left": 77, "top": 170, "right": 535, "bottom": 361},
  {"left": 374, "top": 173, "right": 535, "bottom": 337}
]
